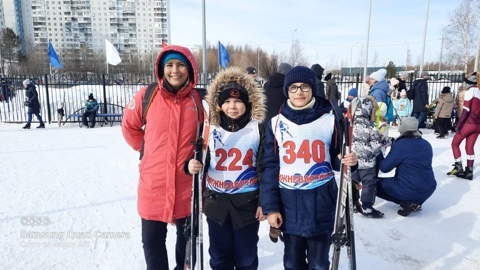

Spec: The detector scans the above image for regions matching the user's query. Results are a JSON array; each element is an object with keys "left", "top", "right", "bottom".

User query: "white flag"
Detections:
[{"left": 105, "top": 40, "right": 122, "bottom": 66}]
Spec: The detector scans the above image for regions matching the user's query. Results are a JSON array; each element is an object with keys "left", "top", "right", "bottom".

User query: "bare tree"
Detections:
[
  {"left": 291, "top": 39, "right": 307, "bottom": 66},
  {"left": 444, "top": 0, "right": 479, "bottom": 72}
]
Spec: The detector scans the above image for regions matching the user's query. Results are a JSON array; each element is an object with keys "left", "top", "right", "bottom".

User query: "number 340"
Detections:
[{"left": 283, "top": 140, "right": 325, "bottom": 164}]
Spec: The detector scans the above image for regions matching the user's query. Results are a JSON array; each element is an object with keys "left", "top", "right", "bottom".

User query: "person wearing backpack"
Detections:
[
  {"left": 121, "top": 45, "right": 203, "bottom": 270},
  {"left": 411, "top": 71, "right": 430, "bottom": 128}
]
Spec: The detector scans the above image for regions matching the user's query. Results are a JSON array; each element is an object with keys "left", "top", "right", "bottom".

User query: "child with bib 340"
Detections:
[{"left": 261, "top": 66, "right": 358, "bottom": 270}]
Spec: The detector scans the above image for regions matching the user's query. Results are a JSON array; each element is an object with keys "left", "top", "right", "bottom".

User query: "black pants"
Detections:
[
  {"left": 141, "top": 218, "right": 188, "bottom": 270},
  {"left": 82, "top": 111, "right": 97, "bottom": 127},
  {"left": 207, "top": 217, "right": 259, "bottom": 270},
  {"left": 436, "top": 117, "right": 449, "bottom": 137},
  {"left": 283, "top": 231, "right": 332, "bottom": 270}
]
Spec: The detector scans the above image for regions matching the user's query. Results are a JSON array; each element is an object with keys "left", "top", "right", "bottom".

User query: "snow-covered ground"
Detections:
[{"left": 0, "top": 121, "right": 478, "bottom": 270}]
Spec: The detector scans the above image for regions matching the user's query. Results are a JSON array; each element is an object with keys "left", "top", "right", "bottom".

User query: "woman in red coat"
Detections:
[{"left": 122, "top": 45, "right": 203, "bottom": 270}]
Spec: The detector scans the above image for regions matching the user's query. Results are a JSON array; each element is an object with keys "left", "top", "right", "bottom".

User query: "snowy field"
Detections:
[{"left": 0, "top": 121, "right": 479, "bottom": 270}]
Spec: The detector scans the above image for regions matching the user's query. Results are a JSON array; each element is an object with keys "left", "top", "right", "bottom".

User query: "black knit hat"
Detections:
[
  {"left": 88, "top": 93, "right": 94, "bottom": 100},
  {"left": 218, "top": 82, "right": 249, "bottom": 106},
  {"left": 441, "top": 86, "right": 451, "bottom": 94},
  {"left": 283, "top": 66, "right": 318, "bottom": 97}
]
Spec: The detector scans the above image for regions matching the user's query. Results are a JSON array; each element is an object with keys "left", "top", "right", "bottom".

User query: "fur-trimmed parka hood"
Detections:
[{"left": 205, "top": 66, "right": 266, "bottom": 125}]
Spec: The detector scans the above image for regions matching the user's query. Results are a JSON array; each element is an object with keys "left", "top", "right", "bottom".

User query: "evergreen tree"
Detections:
[{"left": 386, "top": 61, "right": 397, "bottom": 78}]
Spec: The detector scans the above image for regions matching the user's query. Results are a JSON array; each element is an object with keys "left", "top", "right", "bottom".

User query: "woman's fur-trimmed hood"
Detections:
[{"left": 205, "top": 66, "right": 266, "bottom": 125}]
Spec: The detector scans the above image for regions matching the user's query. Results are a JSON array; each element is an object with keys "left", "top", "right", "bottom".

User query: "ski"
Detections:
[
  {"left": 331, "top": 102, "right": 357, "bottom": 270},
  {"left": 184, "top": 99, "right": 209, "bottom": 270}
]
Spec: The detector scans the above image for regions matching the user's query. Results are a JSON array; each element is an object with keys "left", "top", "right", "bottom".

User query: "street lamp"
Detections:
[
  {"left": 438, "top": 24, "right": 450, "bottom": 75},
  {"left": 291, "top": 29, "right": 297, "bottom": 65},
  {"left": 405, "top": 41, "right": 410, "bottom": 68},
  {"left": 350, "top": 42, "right": 359, "bottom": 76}
]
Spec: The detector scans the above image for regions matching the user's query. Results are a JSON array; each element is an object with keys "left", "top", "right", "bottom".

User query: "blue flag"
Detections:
[
  {"left": 48, "top": 42, "right": 63, "bottom": 68},
  {"left": 218, "top": 41, "right": 230, "bottom": 68}
]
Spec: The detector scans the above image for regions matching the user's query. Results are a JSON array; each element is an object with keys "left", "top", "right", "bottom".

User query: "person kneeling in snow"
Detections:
[{"left": 376, "top": 117, "right": 437, "bottom": 216}]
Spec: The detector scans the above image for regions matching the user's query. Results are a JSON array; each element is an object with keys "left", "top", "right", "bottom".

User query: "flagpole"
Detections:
[
  {"left": 106, "top": 40, "right": 109, "bottom": 75},
  {"left": 48, "top": 40, "right": 52, "bottom": 75}
]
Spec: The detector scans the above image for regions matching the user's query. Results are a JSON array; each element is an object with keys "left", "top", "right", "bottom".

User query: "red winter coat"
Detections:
[{"left": 122, "top": 45, "right": 202, "bottom": 223}]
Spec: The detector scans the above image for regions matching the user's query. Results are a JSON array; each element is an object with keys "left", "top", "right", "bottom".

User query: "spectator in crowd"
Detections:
[
  {"left": 22, "top": 79, "right": 45, "bottom": 129},
  {"left": 187, "top": 66, "right": 266, "bottom": 270},
  {"left": 369, "top": 68, "right": 394, "bottom": 124},
  {"left": 261, "top": 66, "right": 358, "bottom": 269},
  {"left": 389, "top": 78, "right": 400, "bottom": 126},
  {"left": 394, "top": 90, "right": 412, "bottom": 124},
  {"left": 376, "top": 117, "right": 437, "bottom": 217},
  {"left": 311, "top": 64, "right": 326, "bottom": 98},
  {"left": 82, "top": 93, "right": 99, "bottom": 128},
  {"left": 350, "top": 96, "right": 384, "bottom": 218},
  {"left": 1, "top": 77, "right": 12, "bottom": 102},
  {"left": 361, "top": 75, "right": 373, "bottom": 98},
  {"left": 398, "top": 71, "right": 409, "bottom": 91},
  {"left": 448, "top": 72, "right": 479, "bottom": 180},
  {"left": 369, "top": 69, "right": 388, "bottom": 103},
  {"left": 324, "top": 72, "right": 341, "bottom": 106},
  {"left": 264, "top": 62, "right": 292, "bottom": 125},
  {"left": 412, "top": 71, "right": 430, "bottom": 129},
  {"left": 340, "top": 87, "right": 358, "bottom": 113},
  {"left": 246, "top": 66, "right": 263, "bottom": 88},
  {"left": 121, "top": 45, "right": 203, "bottom": 270},
  {"left": 433, "top": 87, "right": 454, "bottom": 139}
]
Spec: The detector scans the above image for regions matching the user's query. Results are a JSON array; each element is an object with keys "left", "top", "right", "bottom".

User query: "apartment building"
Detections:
[{"left": 12, "top": 0, "right": 169, "bottom": 59}]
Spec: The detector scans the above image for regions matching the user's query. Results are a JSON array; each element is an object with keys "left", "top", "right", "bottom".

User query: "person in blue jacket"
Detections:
[
  {"left": 369, "top": 68, "right": 395, "bottom": 123},
  {"left": 376, "top": 117, "right": 437, "bottom": 217},
  {"left": 82, "top": 93, "right": 99, "bottom": 128},
  {"left": 261, "top": 66, "right": 358, "bottom": 270}
]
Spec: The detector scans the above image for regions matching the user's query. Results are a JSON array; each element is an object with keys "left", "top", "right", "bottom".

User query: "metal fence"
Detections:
[{"left": 0, "top": 72, "right": 466, "bottom": 124}]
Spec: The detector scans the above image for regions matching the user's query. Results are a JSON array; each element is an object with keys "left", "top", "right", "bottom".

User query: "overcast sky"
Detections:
[{"left": 169, "top": 0, "right": 456, "bottom": 69}]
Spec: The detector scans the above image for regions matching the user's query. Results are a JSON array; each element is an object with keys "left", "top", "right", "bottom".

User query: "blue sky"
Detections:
[{"left": 169, "top": 0, "right": 455, "bottom": 70}]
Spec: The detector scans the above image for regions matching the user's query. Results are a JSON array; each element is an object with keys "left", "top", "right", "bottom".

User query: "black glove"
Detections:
[{"left": 269, "top": 226, "right": 284, "bottom": 243}]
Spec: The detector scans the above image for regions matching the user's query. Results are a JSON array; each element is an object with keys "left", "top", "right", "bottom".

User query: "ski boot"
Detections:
[
  {"left": 361, "top": 206, "right": 384, "bottom": 218},
  {"left": 447, "top": 162, "right": 463, "bottom": 176},
  {"left": 456, "top": 167, "right": 473, "bottom": 180},
  {"left": 398, "top": 203, "right": 422, "bottom": 217}
]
